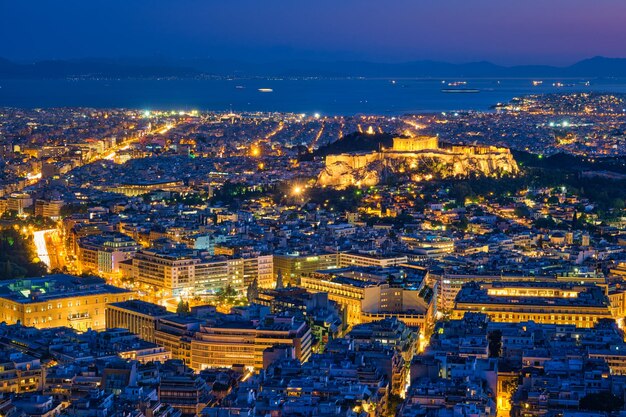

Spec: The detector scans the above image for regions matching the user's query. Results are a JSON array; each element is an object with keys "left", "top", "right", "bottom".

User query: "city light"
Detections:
[
  {"left": 33, "top": 229, "right": 55, "bottom": 271},
  {"left": 1, "top": 24, "right": 625, "bottom": 416}
]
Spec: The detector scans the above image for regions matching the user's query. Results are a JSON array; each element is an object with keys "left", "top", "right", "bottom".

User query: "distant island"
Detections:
[{"left": 2, "top": 56, "right": 626, "bottom": 79}]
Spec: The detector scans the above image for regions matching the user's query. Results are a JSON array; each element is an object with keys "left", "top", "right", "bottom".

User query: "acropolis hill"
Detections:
[{"left": 317, "top": 135, "right": 519, "bottom": 189}]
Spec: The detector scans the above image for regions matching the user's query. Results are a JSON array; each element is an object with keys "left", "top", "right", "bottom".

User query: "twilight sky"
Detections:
[{"left": 2, "top": 0, "right": 626, "bottom": 65}]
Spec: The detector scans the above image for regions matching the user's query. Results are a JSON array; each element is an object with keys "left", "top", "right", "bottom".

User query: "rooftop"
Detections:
[
  {"left": 0, "top": 274, "right": 131, "bottom": 304},
  {"left": 109, "top": 299, "right": 169, "bottom": 317},
  {"left": 455, "top": 281, "right": 610, "bottom": 308}
]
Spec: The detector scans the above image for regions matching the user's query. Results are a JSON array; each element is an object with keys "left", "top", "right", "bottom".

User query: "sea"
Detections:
[{"left": 2, "top": 77, "right": 626, "bottom": 115}]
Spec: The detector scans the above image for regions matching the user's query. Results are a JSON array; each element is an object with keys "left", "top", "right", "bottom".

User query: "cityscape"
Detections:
[{"left": 2, "top": 2, "right": 626, "bottom": 417}]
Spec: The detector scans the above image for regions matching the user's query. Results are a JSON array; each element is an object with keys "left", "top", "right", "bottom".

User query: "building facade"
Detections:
[
  {"left": 77, "top": 233, "right": 140, "bottom": 276},
  {"left": 190, "top": 315, "right": 312, "bottom": 370},
  {"left": 0, "top": 275, "right": 133, "bottom": 331},
  {"left": 452, "top": 281, "right": 612, "bottom": 328}
]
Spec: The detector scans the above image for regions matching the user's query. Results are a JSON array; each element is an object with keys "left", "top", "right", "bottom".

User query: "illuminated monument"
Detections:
[
  {"left": 391, "top": 135, "right": 439, "bottom": 152},
  {"left": 318, "top": 134, "right": 519, "bottom": 188}
]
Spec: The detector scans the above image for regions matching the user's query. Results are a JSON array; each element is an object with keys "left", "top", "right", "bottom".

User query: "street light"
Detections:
[{"left": 292, "top": 185, "right": 303, "bottom": 196}]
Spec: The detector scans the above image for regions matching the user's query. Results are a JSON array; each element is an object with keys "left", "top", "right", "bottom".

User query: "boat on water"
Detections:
[
  {"left": 447, "top": 81, "right": 467, "bottom": 87},
  {"left": 441, "top": 88, "right": 480, "bottom": 93},
  {"left": 258, "top": 88, "right": 273, "bottom": 93},
  {"left": 553, "top": 82, "right": 575, "bottom": 88},
  {"left": 235, "top": 85, "right": 245, "bottom": 89}
]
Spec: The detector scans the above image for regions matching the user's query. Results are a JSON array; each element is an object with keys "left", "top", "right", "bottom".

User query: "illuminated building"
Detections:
[
  {"left": 242, "top": 254, "right": 274, "bottom": 289},
  {"left": 610, "top": 262, "right": 626, "bottom": 277},
  {"left": 154, "top": 316, "right": 202, "bottom": 366},
  {"left": 77, "top": 233, "right": 140, "bottom": 276},
  {"left": 124, "top": 250, "right": 202, "bottom": 299},
  {"left": 125, "top": 250, "right": 269, "bottom": 298},
  {"left": 192, "top": 257, "right": 244, "bottom": 295},
  {"left": 190, "top": 315, "right": 312, "bottom": 370},
  {"left": 301, "top": 267, "right": 435, "bottom": 328},
  {"left": 438, "top": 273, "right": 607, "bottom": 314},
  {"left": 6, "top": 193, "right": 33, "bottom": 215},
  {"left": 0, "top": 353, "right": 43, "bottom": 393},
  {"left": 158, "top": 373, "right": 210, "bottom": 416},
  {"left": 253, "top": 287, "right": 344, "bottom": 351},
  {"left": 180, "top": 233, "right": 228, "bottom": 255},
  {"left": 0, "top": 275, "right": 133, "bottom": 331},
  {"left": 301, "top": 270, "right": 365, "bottom": 325},
  {"left": 452, "top": 281, "right": 612, "bottom": 327},
  {"left": 348, "top": 317, "right": 419, "bottom": 361},
  {"left": 34, "top": 199, "right": 63, "bottom": 220},
  {"left": 360, "top": 281, "right": 436, "bottom": 329},
  {"left": 105, "top": 180, "right": 185, "bottom": 197},
  {"left": 105, "top": 299, "right": 170, "bottom": 343},
  {"left": 400, "top": 236, "right": 455, "bottom": 258},
  {"left": 391, "top": 135, "right": 439, "bottom": 152},
  {"left": 272, "top": 252, "right": 338, "bottom": 286},
  {"left": 338, "top": 251, "right": 408, "bottom": 268}
]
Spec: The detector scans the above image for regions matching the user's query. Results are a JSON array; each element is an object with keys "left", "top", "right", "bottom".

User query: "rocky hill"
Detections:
[{"left": 317, "top": 147, "right": 519, "bottom": 188}]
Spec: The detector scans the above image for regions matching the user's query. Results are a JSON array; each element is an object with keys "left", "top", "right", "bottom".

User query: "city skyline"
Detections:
[{"left": 2, "top": 2, "right": 626, "bottom": 417}]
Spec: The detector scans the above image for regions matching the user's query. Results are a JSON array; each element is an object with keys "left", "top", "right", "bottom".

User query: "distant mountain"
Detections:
[
  {"left": 0, "top": 57, "right": 199, "bottom": 79},
  {"left": 566, "top": 56, "right": 626, "bottom": 77},
  {"left": 2, "top": 56, "right": 626, "bottom": 79},
  {"left": 126, "top": 56, "right": 626, "bottom": 78}
]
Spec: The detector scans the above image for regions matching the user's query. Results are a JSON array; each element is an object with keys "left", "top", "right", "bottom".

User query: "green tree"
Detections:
[
  {"left": 533, "top": 216, "right": 556, "bottom": 230},
  {"left": 488, "top": 330, "right": 502, "bottom": 357},
  {"left": 0, "top": 229, "right": 48, "bottom": 279},
  {"left": 514, "top": 206, "right": 531, "bottom": 218},
  {"left": 611, "top": 198, "right": 625, "bottom": 210},
  {"left": 176, "top": 300, "right": 190, "bottom": 315},
  {"left": 217, "top": 284, "right": 239, "bottom": 304},
  {"left": 579, "top": 392, "right": 623, "bottom": 412}
]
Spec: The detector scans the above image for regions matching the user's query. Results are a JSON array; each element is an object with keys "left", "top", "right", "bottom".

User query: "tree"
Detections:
[
  {"left": 579, "top": 392, "right": 623, "bottom": 412},
  {"left": 488, "top": 330, "right": 502, "bottom": 357},
  {"left": 453, "top": 215, "right": 469, "bottom": 231},
  {"left": 386, "top": 394, "right": 404, "bottom": 417},
  {"left": 176, "top": 300, "right": 190, "bottom": 315},
  {"left": 611, "top": 198, "right": 625, "bottom": 211},
  {"left": 547, "top": 195, "right": 559, "bottom": 204},
  {"left": 246, "top": 277, "right": 259, "bottom": 302},
  {"left": 533, "top": 216, "right": 556, "bottom": 230},
  {"left": 514, "top": 206, "right": 531, "bottom": 218},
  {"left": 275, "top": 269, "right": 284, "bottom": 290},
  {"left": 216, "top": 284, "right": 238, "bottom": 304},
  {"left": 0, "top": 229, "right": 48, "bottom": 279}
]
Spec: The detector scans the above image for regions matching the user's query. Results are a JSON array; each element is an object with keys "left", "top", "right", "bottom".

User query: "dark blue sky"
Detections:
[{"left": 2, "top": 0, "right": 626, "bottom": 65}]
